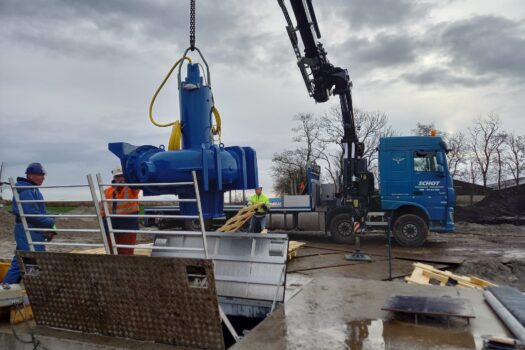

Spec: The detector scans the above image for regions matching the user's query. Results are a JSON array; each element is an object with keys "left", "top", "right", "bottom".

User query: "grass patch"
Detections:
[{"left": 45, "top": 206, "right": 76, "bottom": 214}]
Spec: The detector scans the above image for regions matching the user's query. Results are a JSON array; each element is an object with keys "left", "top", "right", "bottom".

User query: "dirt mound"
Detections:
[
  {"left": 454, "top": 257, "right": 525, "bottom": 291},
  {"left": 456, "top": 184, "right": 525, "bottom": 224},
  {"left": 0, "top": 209, "right": 15, "bottom": 239},
  {"left": 55, "top": 206, "right": 98, "bottom": 230},
  {"left": 474, "top": 185, "right": 525, "bottom": 214},
  {"left": 67, "top": 206, "right": 95, "bottom": 215}
]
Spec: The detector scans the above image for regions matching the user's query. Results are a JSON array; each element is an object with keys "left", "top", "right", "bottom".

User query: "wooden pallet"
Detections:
[
  {"left": 288, "top": 241, "right": 306, "bottom": 261},
  {"left": 405, "top": 262, "right": 496, "bottom": 289},
  {"left": 216, "top": 203, "right": 264, "bottom": 233}
]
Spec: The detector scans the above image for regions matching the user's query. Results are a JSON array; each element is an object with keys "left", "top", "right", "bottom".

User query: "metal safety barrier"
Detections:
[
  {"left": 8, "top": 171, "right": 209, "bottom": 258},
  {"left": 96, "top": 171, "right": 209, "bottom": 257},
  {"left": 9, "top": 174, "right": 111, "bottom": 253}
]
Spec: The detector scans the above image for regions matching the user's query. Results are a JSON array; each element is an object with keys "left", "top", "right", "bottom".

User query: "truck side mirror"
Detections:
[{"left": 436, "top": 164, "right": 444, "bottom": 174}]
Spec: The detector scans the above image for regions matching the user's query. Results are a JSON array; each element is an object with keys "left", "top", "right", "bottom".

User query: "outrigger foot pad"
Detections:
[{"left": 345, "top": 250, "right": 372, "bottom": 262}]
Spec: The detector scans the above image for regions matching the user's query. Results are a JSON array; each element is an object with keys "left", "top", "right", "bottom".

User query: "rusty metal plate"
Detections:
[
  {"left": 18, "top": 251, "right": 224, "bottom": 350},
  {"left": 382, "top": 295, "right": 475, "bottom": 319}
]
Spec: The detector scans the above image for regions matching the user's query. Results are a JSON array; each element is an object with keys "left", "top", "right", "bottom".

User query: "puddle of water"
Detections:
[{"left": 345, "top": 319, "right": 476, "bottom": 350}]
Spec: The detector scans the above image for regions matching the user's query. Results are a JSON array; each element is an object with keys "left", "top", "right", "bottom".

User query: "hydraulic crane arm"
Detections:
[{"left": 277, "top": 0, "right": 370, "bottom": 213}]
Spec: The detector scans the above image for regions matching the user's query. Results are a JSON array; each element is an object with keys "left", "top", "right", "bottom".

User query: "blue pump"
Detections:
[{"left": 109, "top": 64, "right": 258, "bottom": 219}]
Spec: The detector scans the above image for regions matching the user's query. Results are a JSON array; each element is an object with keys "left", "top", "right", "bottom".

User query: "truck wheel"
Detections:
[
  {"left": 393, "top": 214, "right": 428, "bottom": 247},
  {"left": 184, "top": 218, "right": 212, "bottom": 231},
  {"left": 329, "top": 213, "right": 356, "bottom": 244},
  {"left": 156, "top": 218, "right": 166, "bottom": 230}
]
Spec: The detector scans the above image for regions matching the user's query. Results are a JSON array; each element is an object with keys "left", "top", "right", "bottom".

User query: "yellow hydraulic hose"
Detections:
[
  {"left": 167, "top": 121, "right": 182, "bottom": 151},
  {"left": 149, "top": 56, "right": 192, "bottom": 150},
  {"left": 211, "top": 105, "right": 222, "bottom": 144},
  {"left": 149, "top": 55, "right": 223, "bottom": 150}
]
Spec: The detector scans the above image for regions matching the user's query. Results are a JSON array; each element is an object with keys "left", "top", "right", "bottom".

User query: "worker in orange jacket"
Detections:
[{"left": 102, "top": 166, "right": 141, "bottom": 255}]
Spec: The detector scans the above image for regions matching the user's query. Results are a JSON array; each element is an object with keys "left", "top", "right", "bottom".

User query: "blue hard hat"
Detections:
[{"left": 26, "top": 163, "right": 46, "bottom": 175}]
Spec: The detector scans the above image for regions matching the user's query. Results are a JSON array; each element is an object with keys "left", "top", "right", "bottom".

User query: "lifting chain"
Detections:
[{"left": 189, "top": 0, "right": 196, "bottom": 50}]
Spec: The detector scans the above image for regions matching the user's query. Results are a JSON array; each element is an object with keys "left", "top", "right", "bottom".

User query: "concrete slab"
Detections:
[{"left": 231, "top": 277, "right": 510, "bottom": 350}]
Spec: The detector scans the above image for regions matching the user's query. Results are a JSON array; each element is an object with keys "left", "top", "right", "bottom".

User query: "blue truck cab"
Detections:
[{"left": 377, "top": 136, "right": 455, "bottom": 245}]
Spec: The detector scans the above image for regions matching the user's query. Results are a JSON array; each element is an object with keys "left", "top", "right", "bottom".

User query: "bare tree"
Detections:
[
  {"left": 319, "top": 106, "right": 395, "bottom": 190},
  {"left": 291, "top": 113, "right": 324, "bottom": 166},
  {"left": 467, "top": 159, "right": 481, "bottom": 205},
  {"left": 505, "top": 133, "right": 525, "bottom": 188},
  {"left": 411, "top": 122, "right": 445, "bottom": 137},
  {"left": 445, "top": 132, "right": 467, "bottom": 179},
  {"left": 271, "top": 113, "right": 323, "bottom": 195},
  {"left": 467, "top": 114, "right": 502, "bottom": 192},
  {"left": 318, "top": 107, "right": 345, "bottom": 190},
  {"left": 492, "top": 132, "right": 508, "bottom": 190}
]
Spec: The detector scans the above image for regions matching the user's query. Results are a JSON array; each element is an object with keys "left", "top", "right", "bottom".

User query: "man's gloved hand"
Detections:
[{"left": 44, "top": 224, "right": 58, "bottom": 242}]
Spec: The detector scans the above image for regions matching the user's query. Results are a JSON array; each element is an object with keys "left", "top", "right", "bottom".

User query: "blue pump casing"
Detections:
[{"left": 109, "top": 64, "right": 258, "bottom": 219}]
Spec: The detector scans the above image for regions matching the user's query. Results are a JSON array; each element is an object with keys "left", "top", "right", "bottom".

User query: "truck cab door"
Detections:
[{"left": 412, "top": 150, "right": 447, "bottom": 222}]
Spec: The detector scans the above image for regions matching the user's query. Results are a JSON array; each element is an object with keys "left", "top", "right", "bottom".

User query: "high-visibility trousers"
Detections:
[{"left": 103, "top": 214, "right": 139, "bottom": 255}]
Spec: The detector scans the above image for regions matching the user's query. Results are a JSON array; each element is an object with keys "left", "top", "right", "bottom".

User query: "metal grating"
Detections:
[{"left": 18, "top": 251, "right": 224, "bottom": 350}]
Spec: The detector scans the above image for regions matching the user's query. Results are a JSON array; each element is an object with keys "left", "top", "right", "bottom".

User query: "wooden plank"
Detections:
[
  {"left": 71, "top": 246, "right": 152, "bottom": 256},
  {"left": 405, "top": 267, "right": 430, "bottom": 285},
  {"left": 470, "top": 276, "right": 497, "bottom": 288}
]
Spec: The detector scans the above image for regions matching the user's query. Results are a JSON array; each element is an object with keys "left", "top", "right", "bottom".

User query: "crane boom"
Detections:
[{"left": 277, "top": 0, "right": 373, "bottom": 220}]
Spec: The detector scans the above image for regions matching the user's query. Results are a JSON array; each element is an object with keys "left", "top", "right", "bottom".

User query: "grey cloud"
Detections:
[
  {"left": 0, "top": 0, "right": 287, "bottom": 72},
  {"left": 402, "top": 67, "right": 493, "bottom": 87},
  {"left": 399, "top": 15, "right": 525, "bottom": 88},
  {"left": 436, "top": 15, "right": 525, "bottom": 81},
  {"left": 336, "top": 33, "right": 418, "bottom": 72},
  {"left": 328, "top": 0, "right": 437, "bottom": 29},
  {"left": 0, "top": 111, "right": 149, "bottom": 166}
]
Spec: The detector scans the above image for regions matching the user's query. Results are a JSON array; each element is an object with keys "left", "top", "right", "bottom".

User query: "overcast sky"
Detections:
[{"left": 1, "top": 0, "right": 525, "bottom": 200}]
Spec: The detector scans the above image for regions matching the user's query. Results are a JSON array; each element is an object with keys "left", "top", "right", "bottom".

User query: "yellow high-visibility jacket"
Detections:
[{"left": 249, "top": 193, "right": 270, "bottom": 215}]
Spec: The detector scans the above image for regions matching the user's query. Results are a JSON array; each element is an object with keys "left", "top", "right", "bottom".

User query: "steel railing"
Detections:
[
  {"left": 9, "top": 171, "right": 209, "bottom": 258},
  {"left": 96, "top": 171, "right": 209, "bottom": 257},
  {"left": 9, "top": 174, "right": 111, "bottom": 253}
]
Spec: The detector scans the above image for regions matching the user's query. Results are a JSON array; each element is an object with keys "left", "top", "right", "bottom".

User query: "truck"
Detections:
[{"left": 274, "top": 0, "right": 455, "bottom": 247}]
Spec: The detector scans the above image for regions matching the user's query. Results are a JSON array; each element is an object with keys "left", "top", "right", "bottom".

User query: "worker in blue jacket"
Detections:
[{"left": 2, "top": 163, "right": 56, "bottom": 284}]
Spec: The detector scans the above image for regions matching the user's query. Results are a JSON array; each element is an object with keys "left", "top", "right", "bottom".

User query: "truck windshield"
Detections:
[{"left": 413, "top": 151, "right": 438, "bottom": 172}]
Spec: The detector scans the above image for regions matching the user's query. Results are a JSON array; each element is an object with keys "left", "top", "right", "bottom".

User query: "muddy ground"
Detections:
[{"left": 1, "top": 207, "right": 524, "bottom": 290}]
